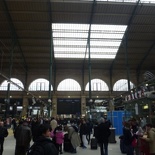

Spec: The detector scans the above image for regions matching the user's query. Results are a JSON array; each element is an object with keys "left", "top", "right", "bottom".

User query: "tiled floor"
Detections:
[{"left": 3, "top": 129, "right": 122, "bottom": 155}]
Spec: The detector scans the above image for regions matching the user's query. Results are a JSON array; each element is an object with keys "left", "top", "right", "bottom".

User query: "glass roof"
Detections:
[
  {"left": 97, "top": 0, "right": 155, "bottom": 3},
  {"left": 52, "top": 23, "right": 127, "bottom": 59},
  {"left": 51, "top": 0, "right": 155, "bottom": 4}
]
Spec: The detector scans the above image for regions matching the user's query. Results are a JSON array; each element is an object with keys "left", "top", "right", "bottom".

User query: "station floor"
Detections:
[{"left": 3, "top": 129, "right": 122, "bottom": 155}]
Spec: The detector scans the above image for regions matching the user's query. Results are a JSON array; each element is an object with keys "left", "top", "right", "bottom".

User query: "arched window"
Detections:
[
  {"left": 113, "top": 79, "right": 135, "bottom": 91},
  {"left": 0, "top": 78, "right": 24, "bottom": 91},
  {"left": 57, "top": 78, "right": 81, "bottom": 91},
  {"left": 28, "top": 78, "right": 53, "bottom": 91},
  {"left": 85, "top": 79, "right": 109, "bottom": 91}
]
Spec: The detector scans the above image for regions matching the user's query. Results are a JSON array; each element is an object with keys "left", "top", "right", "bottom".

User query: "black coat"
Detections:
[
  {"left": 96, "top": 122, "right": 111, "bottom": 143},
  {"left": 14, "top": 124, "right": 32, "bottom": 146},
  {"left": 31, "top": 121, "right": 40, "bottom": 142},
  {"left": 123, "top": 127, "right": 134, "bottom": 145},
  {"left": 0, "top": 126, "right": 8, "bottom": 142},
  {"left": 80, "top": 123, "right": 88, "bottom": 135},
  {"left": 34, "top": 136, "right": 58, "bottom": 155}
]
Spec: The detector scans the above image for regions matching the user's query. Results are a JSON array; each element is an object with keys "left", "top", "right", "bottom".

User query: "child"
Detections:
[{"left": 55, "top": 125, "right": 64, "bottom": 154}]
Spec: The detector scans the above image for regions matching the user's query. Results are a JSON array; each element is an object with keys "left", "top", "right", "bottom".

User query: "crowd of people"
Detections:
[
  {"left": 0, "top": 116, "right": 155, "bottom": 155},
  {"left": 0, "top": 116, "right": 112, "bottom": 155},
  {"left": 121, "top": 118, "right": 155, "bottom": 155}
]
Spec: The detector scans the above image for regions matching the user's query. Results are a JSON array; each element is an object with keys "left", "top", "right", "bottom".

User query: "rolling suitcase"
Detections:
[
  {"left": 90, "top": 138, "right": 98, "bottom": 149},
  {"left": 119, "top": 136, "right": 127, "bottom": 154},
  {"left": 63, "top": 133, "right": 73, "bottom": 152}
]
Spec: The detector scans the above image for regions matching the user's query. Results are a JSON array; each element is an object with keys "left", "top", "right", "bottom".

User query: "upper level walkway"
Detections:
[{"left": 3, "top": 129, "right": 122, "bottom": 155}]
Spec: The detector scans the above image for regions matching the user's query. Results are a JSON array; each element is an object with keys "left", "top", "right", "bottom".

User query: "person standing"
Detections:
[
  {"left": 141, "top": 123, "right": 155, "bottom": 155},
  {"left": 86, "top": 120, "right": 93, "bottom": 145},
  {"left": 65, "top": 125, "right": 81, "bottom": 153},
  {"left": 31, "top": 118, "right": 40, "bottom": 142},
  {"left": 79, "top": 119, "right": 87, "bottom": 148},
  {"left": 50, "top": 117, "right": 58, "bottom": 131},
  {"left": 14, "top": 120, "right": 32, "bottom": 155},
  {"left": 0, "top": 121, "right": 8, "bottom": 155},
  {"left": 123, "top": 122, "right": 134, "bottom": 155},
  {"left": 29, "top": 124, "right": 58, "bottom": 155},
  {"left": 96, "top": 118, "right": 111, "bottom": 155},
  {"left": 55, "top": 125, "right": 64, "bottom": 154}
]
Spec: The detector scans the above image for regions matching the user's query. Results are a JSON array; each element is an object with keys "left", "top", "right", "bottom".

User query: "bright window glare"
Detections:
[
  {"left": 52, "top": 23, "right": 127, "bottom": 59},
  {"left": 29, "top": 78, "right": 53, "bottom": 91},
  {"left": 113, "top": 79, "right": 135, "bottom": 91},
  {"left": 57, "top": 79, "right": 81, "bottom": 91},
  {"left": 85, "top": 79, "right": 109, "bottom": 91},
  {"left": 0, "top": 78, "right": 24, "bottom": 91}
]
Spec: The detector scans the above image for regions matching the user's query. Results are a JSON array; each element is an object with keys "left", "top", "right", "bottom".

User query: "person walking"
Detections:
[
  {"left": 0, "top": 121, "right": 8, "bottom": 155},
  {"left": 96, "top": 118, "right": 111, "bottom": 155}
]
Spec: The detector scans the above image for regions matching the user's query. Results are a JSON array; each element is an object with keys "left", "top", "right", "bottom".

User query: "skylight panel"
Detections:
[
  {"left": 53, "top": 40, "right": 87, "bottom": 46},
  {"left": 141, "top": 0, "right": 155, "bottom": 3},
  {"left": 90, "top": 48, "right": 118, "bottom": 53},
  {"left": 54, "top": 47, "right": 86, "bottom": 52},
  {"left": 52, "top": 23, "right": 127, "bottom": 59},
  {"left": 91, "top": 24, "right": 127, "bottom": 32},
  {"left": 90, "top": 41, "right": 121, "bottom": 47},
  {"left": 53, "top": 32, "right": 88, "bottom": 38},
  {"left": 55, "top": 54, "right": 84, "bottom": 59},
  {"left": 86, "top": 54, "right": 116, "bottom": 59},
  {"left": 96, "top": 0, "right": 137, "bottom": 2},
  {"left": 52, "top": 23, "right": 89, "bottom": 30},
  {"left": 91, "top": 33, "right": 124, "bottom": 39}
]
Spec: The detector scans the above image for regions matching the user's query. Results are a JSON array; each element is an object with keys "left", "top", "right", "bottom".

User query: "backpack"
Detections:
[
  {"left": 27, "top": 142, "right": 46, "bottom": 155},
  {"left": 0, "top": 127, "right": 8, "bottom": 138}
]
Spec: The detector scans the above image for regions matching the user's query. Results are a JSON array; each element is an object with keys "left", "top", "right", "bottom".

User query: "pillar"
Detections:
[
  {"left": 52, "top": 95, "right": 57, "bottom": 117},
  {"left": 21, "top": 96, "right": 29, "bottom": 118},
  {"left": 81, "top": 96, "right": 86, "bottom": 117}
]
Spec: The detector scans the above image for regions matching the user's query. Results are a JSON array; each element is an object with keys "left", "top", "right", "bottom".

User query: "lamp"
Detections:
[{"left": 48, "top": 99, "right": 52, "bottom": 103}]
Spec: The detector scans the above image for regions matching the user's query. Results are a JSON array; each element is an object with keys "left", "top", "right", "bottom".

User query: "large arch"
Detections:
[
  {"left": 85, "top": 79, "right": 109, "bottom": 91},
  {"left": 57, "top": 78, "right": 81, "bottom": 91},
  {"left": 28, "top": 78, "right": 53, "bottom": 91},
  {"left": 113, "top": 79, "right": 135, "bottom": 91},
  {"left": 0, "top": 78, "right": 24, "bottom": 91}
]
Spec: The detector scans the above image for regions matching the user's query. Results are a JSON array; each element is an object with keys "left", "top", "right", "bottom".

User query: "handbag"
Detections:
[{"left": 132, "top": 138, "right": 137, "bottom": 147}]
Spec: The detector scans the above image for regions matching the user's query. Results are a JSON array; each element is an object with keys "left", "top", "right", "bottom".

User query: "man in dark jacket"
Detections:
[
  {"left": 31, "top": 118, "right": 40, "bottom": 142},
  {"left": 0, "top": 121, "right": 8, "bottom": 155},
  {"left": 28, "top": 124, "right": 58, "bottom": 155},
  {"left": 123, "top": 122, "right": 134, "bottom": 155},
  {"left": 14, "top": 120, "right": 32, "bottom": 155},
  {"left": 79, "top": 119, "right": 88, "bottom": 148},
  {"left": 96, "top": 118, "right": 111, "bottom": 155}
]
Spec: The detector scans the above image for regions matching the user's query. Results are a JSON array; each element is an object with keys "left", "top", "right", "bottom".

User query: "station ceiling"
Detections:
[{"left": 0, "top": 0, "right": 155, "bottom": 75}]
